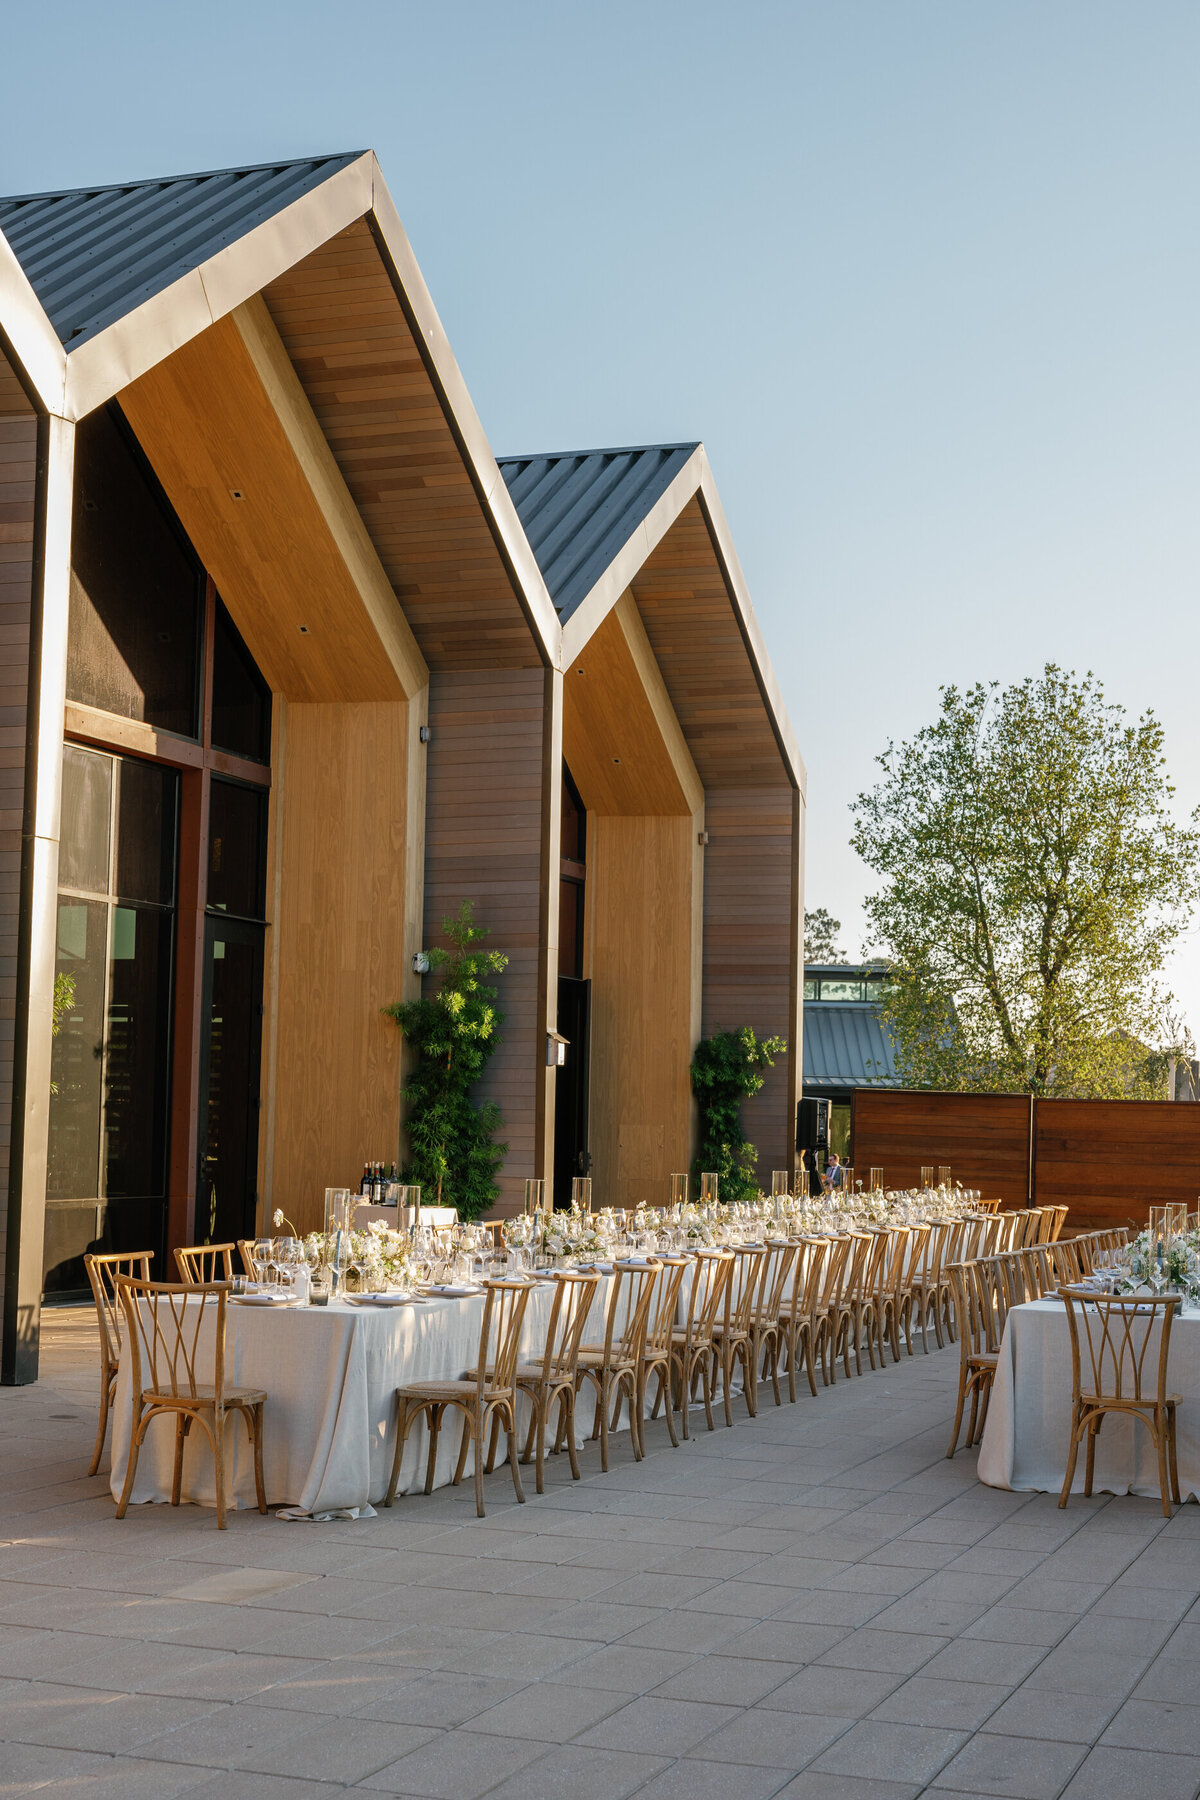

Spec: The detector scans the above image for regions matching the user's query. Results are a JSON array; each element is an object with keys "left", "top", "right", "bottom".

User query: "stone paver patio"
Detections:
[{"left": 2, "top": 1308, "right": 1200, "bottom": 1800}]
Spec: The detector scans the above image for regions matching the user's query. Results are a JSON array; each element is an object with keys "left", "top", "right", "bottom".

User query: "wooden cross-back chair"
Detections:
[
  {"left": 83, "top": 1251, "right": 153, "bottom": 1476},
  {"left": 745, "top": 1239, "right": 800, "bottom": 1407},
  {"left": 386, "top": 1278, "right": 533, "bottom": 1517},
  {"left": 667, "top": 1248, "right": 733, "bottom": 1436},
  {"left": 576, "top": 1260, "right": 662, "bottom": 1470},
  {"left": 1058, "top": 1288, "right": 1182, "bottom": 1516},
  {"left": 853, "top": 1229, "right": 893, "bottom": 1373},
  {"left": 174, "top": 1243, "right": 237, "bottom": 1284},
  {"left": 946, "top": 1259, "right": 1006, "bottom": 1457},
  {"left": 779, "top": 1236, "right": 827, "bottom": 1401},
  {"left": 638, "top": 1256, "right": 690, "bottom": 1447},
  {"left": 113, "top": 1276, "right": 268, "bottom": 1529},
  {"left": 710, "top": 1244, "right": 768, "bottom": 1423},
  {"left": 814, "top": 1231, "right": 854, "bottom": 1383},
  {"left": 503, "top": 1268, "right": 599, "bottom": 1493}
]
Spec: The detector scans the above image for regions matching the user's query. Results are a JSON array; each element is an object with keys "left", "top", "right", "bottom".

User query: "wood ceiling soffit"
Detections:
[
  {"left": 262, "top": 220, "right": 543, "bottom": 671},
  {"left": 119, "top": 311, "right": 417, "bottom": 703},
  {"left": 630, "top": 495, "right": 789, "bottom": 791},
  {"left": 0, "top": 348, "right": 34, "bottom": 418},
  {"left": 563, "top": 600, "right": 699, "bottom": 817}
]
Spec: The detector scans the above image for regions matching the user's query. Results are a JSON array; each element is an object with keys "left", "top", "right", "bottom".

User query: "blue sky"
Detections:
[{"left": 7, "top": 2, "right": 1200, "bottom": 1032}]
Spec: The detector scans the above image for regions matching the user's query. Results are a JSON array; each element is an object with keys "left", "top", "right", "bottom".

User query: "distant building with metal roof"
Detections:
[
  {"left": 803, "top": 963, "right": 899, "bottom": 1101},
  {"left": 498, "top": 444, "right": 697, "bottom": 621}
]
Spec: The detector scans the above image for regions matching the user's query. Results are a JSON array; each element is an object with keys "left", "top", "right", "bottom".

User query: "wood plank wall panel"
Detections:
[
  {"left": 702, "top": 786, "right": 797, "bottom": 1173},
  {"left": 0, "top": 372, "right": 36, "bottom": 1295},
  {"left": 1035, "top": 1099, "right": 1200, "bottom": 1231},
  {"left": 264, "top": 221, "right": 538, "bottom": 671},
  {"left": 850, "top": 1090, "right": 1033, "bottom": 1204},
  {"left": 423, "top": 669, "right": 547, "bottom": 1213},
  {"left": 269, "top": 702, "right": 410, "bottom": 1234},
  {"left": 631, "top": 498, "right": 785, "bottom": 789},
  {"left": 587, "top": 815, "right": 696, "bottom": 1209}
]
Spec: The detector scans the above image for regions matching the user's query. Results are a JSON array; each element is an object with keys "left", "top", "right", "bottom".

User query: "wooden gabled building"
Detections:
[{"left": 0, "top": 152, "right": 805, "bottom": 1381}]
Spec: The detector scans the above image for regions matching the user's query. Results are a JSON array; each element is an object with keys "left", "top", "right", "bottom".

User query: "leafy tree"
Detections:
[
  {"left": 383, "top": 902, "right": 508, "bottom": 1218},
  {"left": 690, "top": 1027, "right": 787, "bottom": 1201},
  {"left": 851, "top": 665, "right": 1200, "bottom": 1098},
  {"left": 804, "top": 906, "right": 844, "bottom": 964},
  {"left": 50, "top": 971, "right": 74, "bottom": 1097}
]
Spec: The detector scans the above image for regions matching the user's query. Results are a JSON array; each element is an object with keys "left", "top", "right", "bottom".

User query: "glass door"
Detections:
[{"left": 196, "top": 916, "right": 264, "bottom": 1247}]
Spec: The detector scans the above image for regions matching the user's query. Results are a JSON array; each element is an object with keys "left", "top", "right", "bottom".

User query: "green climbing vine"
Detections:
[
  {"left": 690, "top": 1026, "right": 787, "bottom": 1203},
  {"left": 383, "top": 901, "right": 508, "bottom": 1220}
]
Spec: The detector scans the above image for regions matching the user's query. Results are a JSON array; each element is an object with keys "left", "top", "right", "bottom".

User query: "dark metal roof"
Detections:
[
  {"left": 0, "top": 153, "right": 364, "bottom": 347},
  {"left": 497, "top": 443, "right": 698, "bottom": 622},
  {"left": 803, "top": 1003, "right": 899, "bottom": 1091}
]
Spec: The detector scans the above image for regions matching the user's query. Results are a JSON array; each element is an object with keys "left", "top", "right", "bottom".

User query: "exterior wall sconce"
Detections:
[
  {"left": 546, "top": 1029, "right": 569, "bottom": 1067},
  {"left": 412, "top": 951, "right": 431, "bottom": 974},
  {"left": 419, "top": 725, "right": 431, "bottom": 742},
  {"left": 697, "top": 830, "right": 709, "bottom": 846}
]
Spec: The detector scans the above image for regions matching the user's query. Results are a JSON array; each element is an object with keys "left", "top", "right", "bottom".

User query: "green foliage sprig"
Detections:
[
  {"left": 690, "top": 1027, "right": 786, "bottom": 1203},
  {"left": 383, "top": 902, "right": 508, "bottom": 1220}
]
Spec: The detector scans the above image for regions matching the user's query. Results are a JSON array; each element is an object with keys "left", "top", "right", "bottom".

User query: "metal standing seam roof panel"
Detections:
[
  {"left": 803, "top": 1004, "right": 899, "bottom": 1090},
  {"left": 0, "top": 153, "right": 365, "bottom": 347},
  {"left": 497, "top": 443, "right": 698, "bottom": 622}
]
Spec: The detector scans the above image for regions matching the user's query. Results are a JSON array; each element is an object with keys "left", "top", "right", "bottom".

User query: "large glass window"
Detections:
[
  {"left": 67, "top": 406, "right": 202, "bottom": 735},
  {"left": 46, "top": 745, "right": 179, "bottom": 1291},
  {"left": 212, "top": 597, "right": 271, "bottom": 762},
  {"left": 207, "top": 779, "right": 268, "bottom": 921}
]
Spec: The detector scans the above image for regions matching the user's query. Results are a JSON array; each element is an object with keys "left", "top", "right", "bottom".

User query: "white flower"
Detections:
[{"left": 273, "top": 1209, "right": 284, "bottom": 1228}]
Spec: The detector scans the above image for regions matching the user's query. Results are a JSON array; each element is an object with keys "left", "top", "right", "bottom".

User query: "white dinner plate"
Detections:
[
  {"left": 231, "top": 1292, "right": 299, "bottom": 1307},
  {"left": 344, "top": 1293, "right": 425, "bottom": 1307},
  {"left": 425, "top": 1283, "right": 483, "bottom": 1297}
]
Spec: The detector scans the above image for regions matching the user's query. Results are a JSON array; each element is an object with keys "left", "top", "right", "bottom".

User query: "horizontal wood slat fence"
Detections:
[{"left": 851, "top": 1089, "right": 1200, "bottom": 1231}]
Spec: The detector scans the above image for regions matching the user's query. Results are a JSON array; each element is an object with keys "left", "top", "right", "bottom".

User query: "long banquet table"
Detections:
[
  {"left": 109, "top": 1280, "right": 582, "bottom": 1516},
  {"left": 977, "top": 1296, "right": 1200, "bottom": 1502}
]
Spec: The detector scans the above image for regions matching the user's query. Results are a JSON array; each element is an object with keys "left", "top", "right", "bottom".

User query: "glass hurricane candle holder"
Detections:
[
  {"left": 699, "top": 1172, "right": 719, "bottom": 1203},
  {"left": 572, "top": 1176, "right": 593, "bottom": 1212},
  {"left": 524, "top": 1177, "right": 545, "bottom": 1216}
]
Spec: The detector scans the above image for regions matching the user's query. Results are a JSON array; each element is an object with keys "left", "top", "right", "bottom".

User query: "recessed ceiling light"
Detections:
[{"left": 230, "top": 488, "right": 245, "bottom": 501}]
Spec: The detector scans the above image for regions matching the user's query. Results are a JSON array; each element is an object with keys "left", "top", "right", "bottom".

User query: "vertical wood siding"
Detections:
[{"left": 422, "top": 669, "right": 548, "bottom": 1212}]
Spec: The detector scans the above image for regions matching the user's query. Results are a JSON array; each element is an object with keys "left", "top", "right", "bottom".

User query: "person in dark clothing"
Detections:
[{"left": 802, "top": 1146, "right": 822, "bottom": 1198}]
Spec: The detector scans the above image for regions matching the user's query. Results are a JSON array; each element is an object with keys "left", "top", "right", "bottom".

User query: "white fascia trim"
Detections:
[
  {"left": 696, "top": 458, "right": 807, "bottom": 797},
  {"left": 559, "top": 446, "right": 707, "bottom": 670},
  {"left": 0, "top": 230, "right": 68, "bottom": 414},
  {"left": 62, "top": 153, "right": 377, "bottom": 421},
  {"left": 368, "top": 170, "right": 562, "bottom": 665}
]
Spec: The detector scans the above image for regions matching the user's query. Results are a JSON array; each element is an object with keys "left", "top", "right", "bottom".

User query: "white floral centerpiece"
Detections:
[{"left": 543, "top": 1205, "right": 606, "bottom": 1262}]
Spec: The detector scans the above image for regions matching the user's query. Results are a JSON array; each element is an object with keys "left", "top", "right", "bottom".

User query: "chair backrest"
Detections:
[
  {"left": 603, "top": 1261, "right": 662, "bottom": 1363},
  {"left": 84, "top": 1251, "right": 153, "bottom": 1374},
  {"left": 858, "top": 1229, "right": 890, "bottom": 1300},
  {"left": 723, "top": 1245, "right": 767, "bottom": 1333},
  {"left": 115, "top": 1275, "right": 228, "bottom": 1402},
  {"left": 175, "top": 1243, "right": 236, "bottom": 1284},
  {"left": 686, "top": 1250, "right": 735, "bottom": 1346},
  {"left": 752, "top": 1240, "right": 799, "bottom": 1329},
  {"left": 781, "top": 1236, "right": 825, "bottom": 1321},
  {"left": 975, "top": 1216, "right": 1004, "bottom": 1258},
  {"left": 948, "top": 1259, "right": 1005, "bottom": 1361},
  {"left": 237, "top": 1239, "right": 261, "bottom": 1278},
  {"left": 819, "top": 1232, "right": 852, "bottom": 1309},
  {"left": 536, "top": 1269, "right": 601, "bottom": 1381},
  {"left": 1060, "top": 1287, "right": 1179, "bottom": 1406},
  {"left": 476, "top": 1279, "right": 533, "bottom": 1394},
  {"left": 1041, "top": 1205, "right": 1069, "bottom": 1244},
  {"left": 644, "top": 1258, "right": 689, "bottom": 1356}
]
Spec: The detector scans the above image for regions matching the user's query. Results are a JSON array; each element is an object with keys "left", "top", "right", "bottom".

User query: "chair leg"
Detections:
[
  {"left": 1059, "top": 1407, "right": 1083, "bottom": 1508},
  {"left": 89, "top": 1371, "right": 111, "bottom": 1478},
  {"left": 473, "top": 1408, "right": 485, "bottom": 1518},
  {"left": 506, "top": 1408, "right": 525, "bottom": 1506},
  {"left": 563, "top": 1389, "right": 582, "bottom": 1480},
  {"left": 384, "top": 1399, "right": 410, "bottom": 1505},
  {"left": 659, "top": 1366, "right": 679, "bottom": 1447},
  {"left": 1084, "top": 1418, "right": 1098, "bottom": 1497},
  {"left": 947, "top": 1371, "right": 969, "bottom": 1458},
  {"left": 599, "top": 1374, "right": 611, "bottom": 1473},
  {"left": 213, "top": 1408, "right": 227, "bottom": 1531},
  {"left": 425, "top": 1405, "right": 444, "bottom": 1494},
  {"left": 452, "top": 1412, "right": 472, "bottom": 1488},
  {"left": 250, "top": 1402, "right": 267, "bottom": 1514},
  {"left": 535, "top": 1397, "right": 547, "bottom": 1494},
  {"left": 171, "top": 1414, "right": 187, "bottom": 1507},
  {"left": 1168, "top": 1404, "right": 1182, "bottom": 1505},
  {"left": 115, "top": 1408, "right": 145, "bottom": 1519}
]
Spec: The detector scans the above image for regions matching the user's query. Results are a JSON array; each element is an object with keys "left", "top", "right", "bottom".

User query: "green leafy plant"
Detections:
[
  {"left": 690, "top": 1027, "right": 786, "bottom": 1203},
  {"left": 383, "top": 902, "right": 508, "bottom": 1220},
  {"left": 852, "top": 665, "right": 1200, "bottom": 1097}
]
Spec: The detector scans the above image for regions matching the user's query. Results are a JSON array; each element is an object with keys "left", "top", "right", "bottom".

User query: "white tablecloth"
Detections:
[
  {"left": 110, "top": 1280, "right": 595, "bottom": 1515},
  {"left": 977, "top": 1297, "right": 1200, "bottom": 1501}
]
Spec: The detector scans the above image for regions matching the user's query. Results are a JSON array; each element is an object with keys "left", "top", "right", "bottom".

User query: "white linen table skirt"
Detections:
[
  {"left": 109, "top": 1279, "right": 607, "bottom": 1515},
  {"left": 977, "top": 1297, "right": 1200, "bottom": 1502}
]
